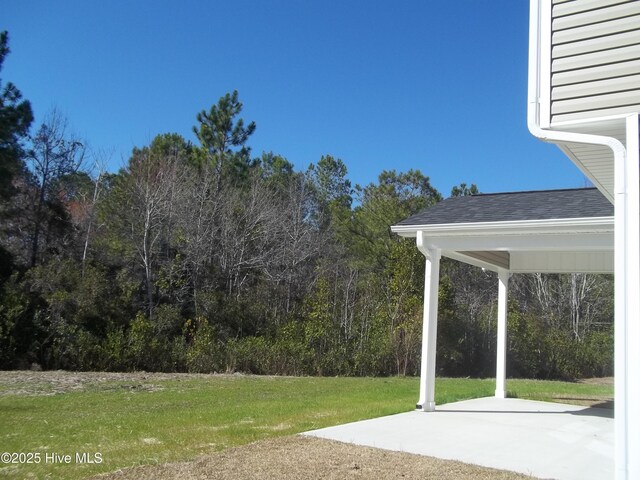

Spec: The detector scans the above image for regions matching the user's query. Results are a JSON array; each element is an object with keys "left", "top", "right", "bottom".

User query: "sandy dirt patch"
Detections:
[
  {"left": 90, "top": 435, "right": 534, "bottom": 480},
  {"left": 0, "top": 370, "right": 226, "bottom": 396}
]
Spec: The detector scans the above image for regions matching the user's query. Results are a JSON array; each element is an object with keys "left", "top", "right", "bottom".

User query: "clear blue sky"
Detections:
[{"left": 4, "top": 0, "right": 587, "bottom": 197}]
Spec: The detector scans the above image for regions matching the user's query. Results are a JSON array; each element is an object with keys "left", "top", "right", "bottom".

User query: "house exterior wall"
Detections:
[
  {"left": 530, "top": 2, "right": 640, "bottom": 477},
  {"left": 550, "top": 0, "right": 640, "bottom": 125}
]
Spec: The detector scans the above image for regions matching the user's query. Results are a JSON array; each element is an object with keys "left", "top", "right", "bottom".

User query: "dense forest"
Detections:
[{"left": 0, "top": 32, "right": 613, "bottom": 379}]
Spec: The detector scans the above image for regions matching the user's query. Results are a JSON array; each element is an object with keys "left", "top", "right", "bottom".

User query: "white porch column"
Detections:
[
  {"left": 416, "top": 231, "right": 441, "bottom": 412},
  {"left": 495, "top": 269, "right": 509, "bottom": 399},
  {"left": 627, "top": 114, "right": 640, "bottom": 480},
  {"left": 616, "top": 113, "right": 640, "bottom": 479}
]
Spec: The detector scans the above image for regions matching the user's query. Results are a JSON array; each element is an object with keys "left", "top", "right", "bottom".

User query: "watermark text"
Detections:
[{"left": 1, "top": 452, "right": 103, "bottom": 465}]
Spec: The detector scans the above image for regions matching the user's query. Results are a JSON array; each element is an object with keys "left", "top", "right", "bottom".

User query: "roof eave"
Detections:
[{"left": 391, "top": 216, "right": 614, "bottom": 238}]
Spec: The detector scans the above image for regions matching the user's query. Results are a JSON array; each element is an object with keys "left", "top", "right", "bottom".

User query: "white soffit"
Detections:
[{"left": 549, "top": 116, "right": 626, "bottom": 199}]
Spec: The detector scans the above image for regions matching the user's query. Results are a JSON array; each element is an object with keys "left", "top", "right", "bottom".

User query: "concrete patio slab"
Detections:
[{"left": 303, "top": 397, "right": 613, "bottom": 480}]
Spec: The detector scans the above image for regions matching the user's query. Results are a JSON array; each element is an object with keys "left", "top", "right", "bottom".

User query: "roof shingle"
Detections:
[{"left": 395, "top": 188, "right": 613, "bottom": 226}]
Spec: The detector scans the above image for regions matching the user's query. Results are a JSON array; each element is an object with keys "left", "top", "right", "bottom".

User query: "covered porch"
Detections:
[
  {"left": 390, "top": 187, "right": 613, "bottom": 411},
  {"left": 305, "top": 396, "right": 613, "bottom": 480},
  {"left": 304, "top": 187, "right": 616, "bottom": 480}
]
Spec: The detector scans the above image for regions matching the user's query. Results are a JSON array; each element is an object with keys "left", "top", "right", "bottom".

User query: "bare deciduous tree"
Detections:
[
  {"left": 123, "top": 146, "right": 182, "bottom": 317},
  {"left": 27, "top": 108, "right": 85, "bottom": 266}
]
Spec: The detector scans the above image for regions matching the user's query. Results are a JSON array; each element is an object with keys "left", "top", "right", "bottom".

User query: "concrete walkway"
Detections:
[{"left": 303, "top": 397, "right": 613, "bottom": 480}]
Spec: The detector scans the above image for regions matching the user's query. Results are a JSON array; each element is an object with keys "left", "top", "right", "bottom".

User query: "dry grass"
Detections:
[
  {"left": 0, "top": 370, "right": 216, "bottom": 396},
  {"left": 91, "top": 435, "right": 534, "bottom": 480}
]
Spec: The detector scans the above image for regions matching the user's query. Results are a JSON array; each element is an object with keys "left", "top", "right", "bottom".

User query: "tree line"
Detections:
[{"left": 0, "top": 32, "right": 613, "bottom": 378}]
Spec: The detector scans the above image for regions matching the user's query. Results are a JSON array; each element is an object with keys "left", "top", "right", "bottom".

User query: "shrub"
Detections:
[
  {"left": 185, "top": 317, "right": 222, "bottom": 373},
  {"left": 225, "top": 336, "right": 272, "bottom": 374}
]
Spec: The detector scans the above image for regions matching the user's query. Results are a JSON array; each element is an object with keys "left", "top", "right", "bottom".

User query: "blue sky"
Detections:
[{"left": 4, "top": 0, "right": 587, "bottom": 197}]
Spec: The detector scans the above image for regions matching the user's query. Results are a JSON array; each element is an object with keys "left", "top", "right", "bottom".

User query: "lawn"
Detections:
[{"left": 0, "top": 372, "right": 613, "bottom": 479}]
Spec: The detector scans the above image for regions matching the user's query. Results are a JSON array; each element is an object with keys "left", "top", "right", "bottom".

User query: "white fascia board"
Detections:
[
  {"left": 391, "top": 216, "right": 613, "bottom": 238},
  {"left": 391, "top": 217, "right": 614, "bottom": 253}
]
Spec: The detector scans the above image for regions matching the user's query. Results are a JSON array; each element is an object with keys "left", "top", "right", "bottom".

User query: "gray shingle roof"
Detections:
[{"left": 395, "top": 188, "right": 613, "bottom": 226}]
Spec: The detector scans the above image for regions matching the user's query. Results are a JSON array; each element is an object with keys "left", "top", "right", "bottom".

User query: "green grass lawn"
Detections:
[{"left": 0, "top": 374, "right": 613, "bottom": 479}]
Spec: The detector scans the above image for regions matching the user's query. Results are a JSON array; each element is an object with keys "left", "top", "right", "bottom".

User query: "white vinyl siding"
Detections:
[{"left": 550, "top": 0, "right": 640, "bottom": 124}]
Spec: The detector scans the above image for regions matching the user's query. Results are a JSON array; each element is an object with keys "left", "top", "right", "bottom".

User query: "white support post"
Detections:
[
  {"left": 614, "top": 114, "right": 640, "bottom": 480},
  {"left": 416, "top": 231, "right": 441, "bottom": 412},
  {"left": 619, "top": 113, "right": 640, "bottom": 480},
  {"left": 495, "top": 269, "right": 509, "bottom": 399}
]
